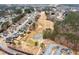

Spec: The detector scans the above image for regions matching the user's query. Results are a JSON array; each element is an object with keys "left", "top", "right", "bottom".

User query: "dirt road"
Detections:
[
  {"left": 37, "top": 11, "right": 54, "bottom": 31},
  {"left": 21, "top": 11, "right": 54, "bottom": 40}
]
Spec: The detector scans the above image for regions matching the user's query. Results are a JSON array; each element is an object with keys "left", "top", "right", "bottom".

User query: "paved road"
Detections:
[
  {"left": 54, "top": 47, "right": 62, "bottom": 55},
  {"left": 43, "top": 44, "right": 72, "bottom": 55},
  {"left": 0, "top": 44, "right": 27, "bottom": 55},
  {"left": 43, "top": 44, "right": 56, "bottom": 55}
]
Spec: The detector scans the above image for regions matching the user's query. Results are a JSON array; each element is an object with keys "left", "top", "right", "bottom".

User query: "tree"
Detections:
[
  {"left": 12, "top": 13, "right": 25, "bottom": 23},
  {"left": 43, "top": 28, "right": 55, "bottom": 40},
  {"left": 46, "top": 11, "right": 79, "bottom": 51},
  {"left": 35, "top": 42, "right": 38, "bottom": 46},
  {"left": 25, "top": 9, "right": 31, "bottom": 13},
  {"left": 14, "top": 9, "right": 22, "bottom": 14},
  {"left": 1, "top": 21, "right": 10, "bottom": 31},
  {"left": 40, "top": 43, "right": 45, "bottom": 49}
]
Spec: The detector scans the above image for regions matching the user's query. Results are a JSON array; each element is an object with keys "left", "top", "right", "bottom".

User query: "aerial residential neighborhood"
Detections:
[{"left": 0, "top": 4, "right": 79, "bottom": 55}]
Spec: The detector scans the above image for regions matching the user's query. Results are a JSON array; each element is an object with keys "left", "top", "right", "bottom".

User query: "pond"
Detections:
[{"left": 33, "top": 33, "right": 43, "bottom": 41}]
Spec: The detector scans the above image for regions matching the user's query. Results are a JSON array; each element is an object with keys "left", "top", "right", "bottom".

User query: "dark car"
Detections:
[
  {"left": 12, "top": 33, "right": 19, "bottom": 38},
  {"left": 6, "top": 37, "right": 13, "bottom": 43}
]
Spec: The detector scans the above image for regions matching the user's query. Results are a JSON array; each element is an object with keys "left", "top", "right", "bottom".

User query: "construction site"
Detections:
[{"left": 0, "top": 4, "right": 78, "bottom": 55}]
